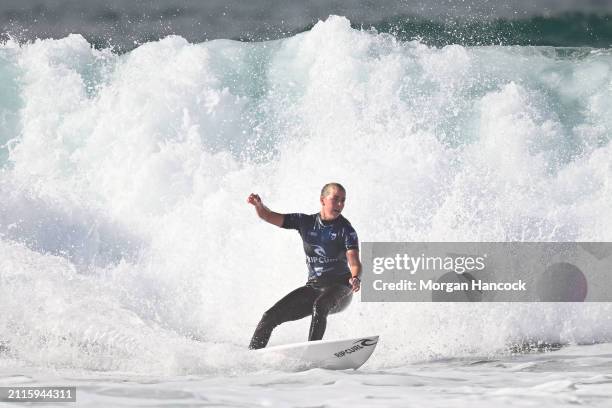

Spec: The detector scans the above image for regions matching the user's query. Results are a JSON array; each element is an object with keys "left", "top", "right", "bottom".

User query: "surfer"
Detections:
[{"left": 247, "top": 183, "right": 361, "bottom": 349}]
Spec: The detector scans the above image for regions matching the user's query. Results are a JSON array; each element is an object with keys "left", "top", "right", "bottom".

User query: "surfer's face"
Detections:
[{"left": 320, "top": 188, "right": 345, "bottom": 220}]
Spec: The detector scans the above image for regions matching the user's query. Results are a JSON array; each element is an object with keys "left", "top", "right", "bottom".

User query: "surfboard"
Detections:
[{"left": 256, "top": 335, "right": 379, "bottom": 370}]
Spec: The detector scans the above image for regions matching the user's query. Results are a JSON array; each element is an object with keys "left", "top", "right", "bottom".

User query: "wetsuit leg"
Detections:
[
  {"left": 249, "top": 286, "right": 318, "bottom": 349},
  {"left": 308, "top": 284, "right": 352, "bottom": 341}
]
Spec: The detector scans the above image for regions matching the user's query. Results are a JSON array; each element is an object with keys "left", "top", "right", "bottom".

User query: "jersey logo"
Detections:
[
  {"left": 330, "top": 232, "right": 337, "bottom": 240},
  {"left": 313, "top": 245, "right": 327, "bottom": 257}
]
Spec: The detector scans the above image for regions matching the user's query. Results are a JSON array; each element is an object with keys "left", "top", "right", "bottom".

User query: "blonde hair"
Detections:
[{"left": 320, "top": 182, "right": 346, "bottom": 197}]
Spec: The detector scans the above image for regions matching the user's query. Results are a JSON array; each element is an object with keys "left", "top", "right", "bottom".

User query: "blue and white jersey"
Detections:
[{"left": 282, "top": 213, "right": 359, "bottom": 280}]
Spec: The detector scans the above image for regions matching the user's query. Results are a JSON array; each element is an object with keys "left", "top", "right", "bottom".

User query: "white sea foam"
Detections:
[{"left": 1, "top": 16, "right": 612, "bottom": 375}]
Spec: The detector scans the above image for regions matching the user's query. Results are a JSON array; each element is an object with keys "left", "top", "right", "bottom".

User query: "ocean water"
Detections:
[
  {"left": 1, "top": 12, "right": 612, "bottom": 407},
  {"left": 2, "top": 0, "right": 612, "bottom": 49}
]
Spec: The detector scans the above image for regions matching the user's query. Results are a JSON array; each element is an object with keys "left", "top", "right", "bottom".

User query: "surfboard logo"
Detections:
[
  {"left": 355, "top": 338, "right": 378, "bottom": 347},
  {"left": 333, "top": 337, "right": 378, "bottom": 359}
]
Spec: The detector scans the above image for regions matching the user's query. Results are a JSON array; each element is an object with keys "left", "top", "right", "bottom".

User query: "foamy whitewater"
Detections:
[{"left": 1, "top": 16, "right": 612, "bottom": 407}]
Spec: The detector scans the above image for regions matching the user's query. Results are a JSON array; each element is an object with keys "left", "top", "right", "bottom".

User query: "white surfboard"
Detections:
[{"left": 256, "top": 336, "right": 379, "bottom": 370}]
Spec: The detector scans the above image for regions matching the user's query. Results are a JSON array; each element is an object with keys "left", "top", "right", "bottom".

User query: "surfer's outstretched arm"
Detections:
[{"left": 247, "top": 193, "right": 285, "bottom": 227}]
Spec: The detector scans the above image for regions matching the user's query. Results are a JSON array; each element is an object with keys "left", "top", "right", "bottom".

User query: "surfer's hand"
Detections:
[
  {"left": 247, "top": 193, "right": 263, "bottom": 207},
  {"left": 349, "top": 276, "right": 361, "bottom": 292}
]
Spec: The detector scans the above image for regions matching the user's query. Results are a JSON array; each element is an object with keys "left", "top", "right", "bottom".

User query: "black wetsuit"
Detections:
[{"left": 249, "top": 213, "right": 359, "bottom": 349}]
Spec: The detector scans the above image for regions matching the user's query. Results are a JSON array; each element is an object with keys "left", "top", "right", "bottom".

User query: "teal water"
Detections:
[
  {"left": 1, "top": 1, "right": 611, "bottom": 50},
  {"left": 369, "top": 12, "right": 612, "bottom": 47}
]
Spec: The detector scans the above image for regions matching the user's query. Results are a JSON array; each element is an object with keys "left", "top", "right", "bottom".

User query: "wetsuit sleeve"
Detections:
[
  {"left": 281, "top": 213, "right": 307, "bottom": 230},
  {"left": 345, "top": 226, "right": 359, "bottom": 250}
]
